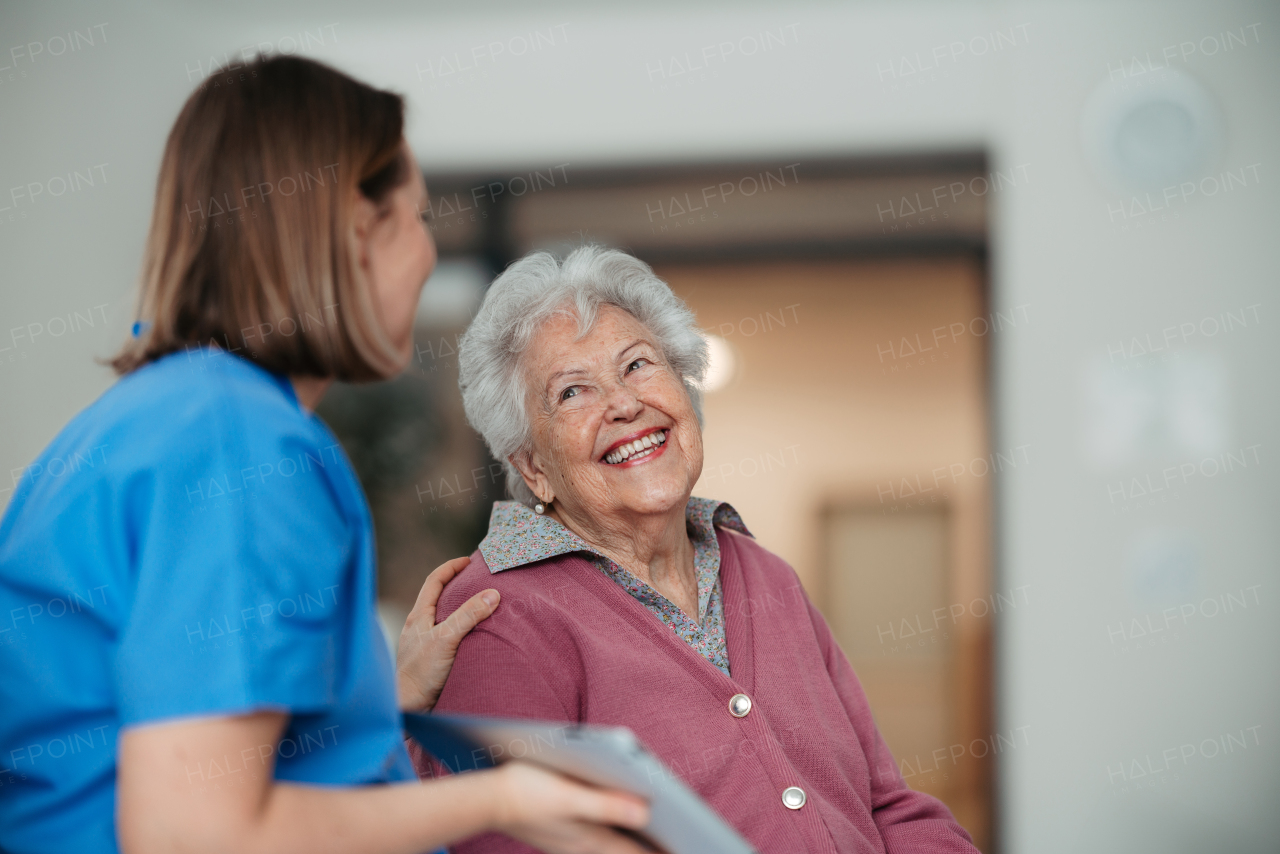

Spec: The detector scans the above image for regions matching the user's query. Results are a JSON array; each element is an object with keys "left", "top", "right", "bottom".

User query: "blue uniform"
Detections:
[{"left": 0, "top": 347, "right": 414, "bottom": 853}]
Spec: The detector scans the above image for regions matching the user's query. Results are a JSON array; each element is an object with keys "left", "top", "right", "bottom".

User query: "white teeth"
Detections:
[{"left": 604, "top": 430, "right": 667, "bottom": 464}]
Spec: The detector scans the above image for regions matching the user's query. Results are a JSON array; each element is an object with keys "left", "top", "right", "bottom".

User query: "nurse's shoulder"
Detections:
[
  {"left": 105, "top": 347, "right": 313, "bottom": 447},
  {"left": 6, "top": 346, "right": 332, "bottom": 526}
]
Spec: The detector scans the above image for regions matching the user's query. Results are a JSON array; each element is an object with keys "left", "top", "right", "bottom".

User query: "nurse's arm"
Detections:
[{"left": 116, "top": 710, "right": 651, "bottom": 854}]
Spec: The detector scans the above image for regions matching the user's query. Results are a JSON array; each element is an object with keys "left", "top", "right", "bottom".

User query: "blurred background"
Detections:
[{"left": 1, "top": 0, "right": 1275, "bottom": 850}]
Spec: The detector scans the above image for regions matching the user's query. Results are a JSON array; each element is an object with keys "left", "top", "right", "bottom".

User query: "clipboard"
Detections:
[{"left": 403, "top": 712, "right": 758, "bottom": 854}]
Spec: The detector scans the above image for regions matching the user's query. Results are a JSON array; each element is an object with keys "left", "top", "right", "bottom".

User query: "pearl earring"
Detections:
[{"left": 535, "top": 500, "right": 547, "bottom": 515}]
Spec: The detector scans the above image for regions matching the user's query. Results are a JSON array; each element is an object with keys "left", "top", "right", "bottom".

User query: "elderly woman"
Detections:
[{"left": 421, "top": 246, "right": 978, "bottom": 853}]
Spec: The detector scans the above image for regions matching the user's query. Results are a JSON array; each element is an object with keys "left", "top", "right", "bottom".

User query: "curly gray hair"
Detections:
[{"left": 458, "top": 245, "right": 709, "bottom": 507}]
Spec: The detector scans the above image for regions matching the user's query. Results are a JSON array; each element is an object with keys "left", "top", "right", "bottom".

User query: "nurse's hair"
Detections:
[{"left": 111, "top": 55, "right": 411, "bottom": 379}]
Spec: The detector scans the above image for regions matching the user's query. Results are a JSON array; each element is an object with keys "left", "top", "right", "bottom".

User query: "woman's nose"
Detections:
[{"left": 604, "top": 380, "right": 644, "bottom": 421}]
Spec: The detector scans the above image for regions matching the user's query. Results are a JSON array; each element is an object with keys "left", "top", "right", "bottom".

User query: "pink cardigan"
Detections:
[{"left": 419, "top": 527, "right": 977, "bottom": 854}]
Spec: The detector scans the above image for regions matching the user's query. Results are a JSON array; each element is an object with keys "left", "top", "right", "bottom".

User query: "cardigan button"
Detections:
[
  {"left": 782, "top": 786, "right": 806, "bottom": 810},
  {"left": 728, "top": 693, "right": 752, "bottom": 718}
]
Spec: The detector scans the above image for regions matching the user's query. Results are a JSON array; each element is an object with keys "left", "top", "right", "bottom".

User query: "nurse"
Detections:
[{"left": 0, "top": 56, "right": 648, "bottom": 854}]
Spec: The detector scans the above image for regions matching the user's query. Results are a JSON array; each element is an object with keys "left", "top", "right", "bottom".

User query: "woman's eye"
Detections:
[
  {"left": 559, "top": 386, "right": 580, "bottom": 401},
  {"left": 626, "top": 358, "right": 650, "bottom": 373}
]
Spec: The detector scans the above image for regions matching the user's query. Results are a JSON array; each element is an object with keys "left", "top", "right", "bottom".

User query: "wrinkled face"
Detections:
[{"left": 515, "top": 305, "right": 703, "bottom": 528}]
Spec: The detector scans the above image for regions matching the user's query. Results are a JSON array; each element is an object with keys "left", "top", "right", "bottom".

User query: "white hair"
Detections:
[{"left": 458, "top": 245, "right": 708, "bottom": 507}]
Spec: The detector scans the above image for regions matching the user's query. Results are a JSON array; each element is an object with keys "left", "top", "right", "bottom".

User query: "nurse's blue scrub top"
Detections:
[{"left": 0, "top": 347, "right": 415, "bottom": 853}]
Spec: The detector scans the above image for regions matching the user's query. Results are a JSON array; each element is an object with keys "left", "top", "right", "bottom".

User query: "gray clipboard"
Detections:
[{"left": 403, "top": 712, "right": 758, "bottom": 854}]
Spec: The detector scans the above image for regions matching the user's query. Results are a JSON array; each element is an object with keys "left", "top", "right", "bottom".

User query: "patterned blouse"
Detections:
[{"left": 478, "top": 498, "right": 751, "bottom": 676}]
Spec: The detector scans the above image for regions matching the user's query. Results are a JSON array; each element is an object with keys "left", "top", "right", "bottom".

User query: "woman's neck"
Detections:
[
  {"left": 550, "top": 501, "right": 700, "bottom": 621},
  {"left": 290, "top": 375, "right": 333, "bottom": 412}
]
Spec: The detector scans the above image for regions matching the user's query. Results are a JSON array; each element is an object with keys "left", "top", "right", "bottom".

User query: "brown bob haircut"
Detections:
[{"left": 112, "top": 55, "right": 411, "bottom": 380}]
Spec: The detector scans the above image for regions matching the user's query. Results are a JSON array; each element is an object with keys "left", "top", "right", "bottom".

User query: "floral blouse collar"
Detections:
[{"left": 479, "top": 497, "right": 752, "bottom": 573}]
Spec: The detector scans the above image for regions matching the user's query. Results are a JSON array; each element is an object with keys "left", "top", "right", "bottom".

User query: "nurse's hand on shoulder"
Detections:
[{"left": 397, "top": 556, "right": 499, "bottom": 713}]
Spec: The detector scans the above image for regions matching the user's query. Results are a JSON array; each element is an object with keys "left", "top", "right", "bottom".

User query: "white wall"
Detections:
[{"left": 2, "top": 1, "right": 1276, "bottom": 849}]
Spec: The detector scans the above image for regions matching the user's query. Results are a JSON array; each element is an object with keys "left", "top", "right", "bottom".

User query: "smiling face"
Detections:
[
  {"left": 513, "top": 304, "right": 704, "bottom": 533},
  {"left": 360, "top": 141, "right": 438, "bottom": 370}
]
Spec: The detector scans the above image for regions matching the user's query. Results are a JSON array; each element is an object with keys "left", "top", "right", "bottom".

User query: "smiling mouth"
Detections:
[{"left": 603, "top": 429, "right": 669, "bottom": 465}]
